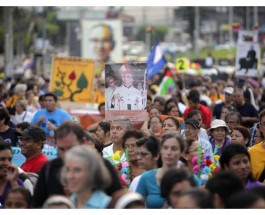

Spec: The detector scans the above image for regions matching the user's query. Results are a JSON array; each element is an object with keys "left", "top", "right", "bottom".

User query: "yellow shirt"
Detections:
[
  {"left": 248, "top": 141, "right": 265, "bottom": 183},
  {"left": 6, "top": 95, "right": 19, "bottom": 107},
  {"left": 209, "top": 94, "right": 225, "bottom": 103},
  {"left": 93, "top": 90, "right": 105, "bottom": 104}
]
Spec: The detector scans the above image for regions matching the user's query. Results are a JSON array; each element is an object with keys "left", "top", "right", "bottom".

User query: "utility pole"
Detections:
[
  {"left": 143, "top": 7, "right": 152, "bottom": 54},
  {"left": 42, "top": 8, "right": 47, "bottom": 75},
  {"left": 246, "top": 7, "right": 250, "bottom": 30},
  {"left": 253, "top": 6, "right": 258, "bottom": 29},
  {"left": 229, "top": 7, "right": 234, "bottom": 44},
  {"left": 4, "top": 7, "right": 14, "bottom": 76},
  {"left": 194, "top": 7, "right": 200, "bottom": 58}
]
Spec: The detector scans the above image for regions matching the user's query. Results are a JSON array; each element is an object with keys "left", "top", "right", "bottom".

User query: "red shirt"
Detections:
[
  {"left": 21, "top": 153, "right": 49, "bottom": 173},
  {"left": 183, "top": 104, "right": 212, "bottom": 129}
]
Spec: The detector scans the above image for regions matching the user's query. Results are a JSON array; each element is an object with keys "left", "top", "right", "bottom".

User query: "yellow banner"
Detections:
[
  {"left": 175, "top": 58, "right": 189, "bottom": 73},
  {"left": 49, "top": 56, "right": 95, "bottom": 102}
]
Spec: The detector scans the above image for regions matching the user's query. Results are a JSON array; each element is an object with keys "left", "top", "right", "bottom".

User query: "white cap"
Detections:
[
  {"left": 208, "top": 119, "right": 230, "bottom": 133},
  {"left": 114, "top": 192, "right": 144, "bottom": 209},
  {"left": 223, "top": 87, "right": 234, "bottom": 95}
]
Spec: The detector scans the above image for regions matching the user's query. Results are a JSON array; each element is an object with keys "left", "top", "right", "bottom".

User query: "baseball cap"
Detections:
[
  {"left": 185, "top": 118, "right": 201, "bottom": 129},
  {"left": 223, "top": 87, "right": 234, "bottom": 95},
  {"left": 16, "top": 126, "right": 46, "bottom": 141}
]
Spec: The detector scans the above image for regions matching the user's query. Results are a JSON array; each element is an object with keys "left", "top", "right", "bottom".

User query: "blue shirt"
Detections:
[
  {"left": 31, "top": 108, "right": 72, "bottom": 136},
  {"left": 136, "top": 169, "right": 165, "bottom": 208},
  {"left": 70, "top": 190, "right": 111, "bottom": 209}
]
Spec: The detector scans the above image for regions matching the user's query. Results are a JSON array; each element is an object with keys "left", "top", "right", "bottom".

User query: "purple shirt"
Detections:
[
  {"left": 210, "top": 138, "right": 231, "bottom": 156},
  {"left": 0, "top": 179, "right": 24, "bottom": 208},
  {"left": 245, "top": 179, "right": 265, "bottom": 189}
]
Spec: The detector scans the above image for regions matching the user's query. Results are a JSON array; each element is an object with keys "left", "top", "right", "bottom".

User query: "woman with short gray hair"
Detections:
[{"left": 61, "top": 145, "right": 112, "bottom": 208}]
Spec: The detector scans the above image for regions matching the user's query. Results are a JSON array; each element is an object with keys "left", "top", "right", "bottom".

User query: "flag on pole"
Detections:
[
  {"left": 146, "top": 43, "right": 167, "bottom": 80},
  {"left": 156, "top": 69, "right": 175, "bottom": 95}
]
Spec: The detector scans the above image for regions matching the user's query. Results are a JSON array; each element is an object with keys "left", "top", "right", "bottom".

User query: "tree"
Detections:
[{"left": 136, "top": 25, "right": 168, "bottom": 44}]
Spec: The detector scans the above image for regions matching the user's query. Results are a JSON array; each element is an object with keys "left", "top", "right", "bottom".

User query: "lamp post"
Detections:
[
  {"left": 146, "top": 25, "right": 153, "bottom": 53},
  {"left": 194, "top": 7, "right": 200, "bottom": 58},
  {"left": 37, "top": 6, "right": 47, "bottom": 75},
  {"left": 4, "top": 7, "right": 14, "bottom": 76}
]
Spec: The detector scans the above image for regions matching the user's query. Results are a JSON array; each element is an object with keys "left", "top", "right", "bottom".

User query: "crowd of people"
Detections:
[{"left": 0, "top": 65, "right": 265, "bottom": 209}]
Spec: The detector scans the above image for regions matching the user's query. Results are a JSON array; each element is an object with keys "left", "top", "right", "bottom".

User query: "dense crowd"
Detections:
[{"left": 0, "top": 68, "right": 265, "bottom": 209}]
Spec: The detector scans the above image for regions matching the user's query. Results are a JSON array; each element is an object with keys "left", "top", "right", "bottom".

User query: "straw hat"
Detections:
[{"left": 208, "top": 119, "right": 230, "bottom": 133}]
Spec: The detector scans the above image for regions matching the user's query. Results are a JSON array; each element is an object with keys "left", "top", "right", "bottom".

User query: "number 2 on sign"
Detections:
[{"left": 176, "top": 58, "right": 189, "bottom": 72}]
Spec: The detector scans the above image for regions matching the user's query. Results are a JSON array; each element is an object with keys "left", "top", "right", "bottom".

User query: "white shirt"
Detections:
[
  {"left": 178, "top": 102, "right": 187, "bottom": 114},
  {"left": 111, "top": 85, "right": 144, "bottom": 110},
  {"left": 129, "top": 175, "right": 142, "bottom": 192},
  {"left": 11, "top": 111, "right": 34, "bottom": 125},
  {"left": 102, "top": 143, "right": 126, "bottom": 165},
  {"left": 105, "top": 86, "right": 117, "bottom": 110}
]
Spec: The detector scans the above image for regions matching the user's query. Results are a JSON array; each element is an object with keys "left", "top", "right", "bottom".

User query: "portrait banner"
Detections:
[
  {"left": 49, "top": 56, "right": 95, "bottom": 102},
  {"left": 105, "top": 63, "right": 147, "bottom": 122},
  {"left": 81, "top": 19, "right": 123, "bottom": 75},
  {"left": 235, "top": 43, "right": 260, "bottom": 78}
]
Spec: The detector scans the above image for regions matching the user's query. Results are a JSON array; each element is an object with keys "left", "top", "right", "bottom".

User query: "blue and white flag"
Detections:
[{"left": 146, "top": 43, "right": 167, "bottom": 80}]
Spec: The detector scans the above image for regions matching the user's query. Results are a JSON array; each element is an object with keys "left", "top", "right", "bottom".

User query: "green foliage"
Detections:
[
  {"left": 176, "top": 48, "right": 236, "bottom": 61},
  {"left": 135, "top": 26, "right": 147, "bottom": 42},
  {"left": 154, "top": 25, "right": 168, "bottom": 41},
  {"left": 0, "top": 7, "right": 66, "bottom": 55}
]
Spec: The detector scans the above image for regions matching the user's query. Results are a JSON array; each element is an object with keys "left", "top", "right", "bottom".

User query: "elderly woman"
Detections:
[
  {"left": 6, "top": 83, "right": 27, "bottom": 115},
  {"left": 61, "top": 145, "right": 112, "bottom": 208},
  {"left": 10, "top": 99, "right": 34, "bottom": 126},
  {"left": 136, "top": 133, "right": 185, "bottom": 208},
  {"left": 208, "top": 119, "right": 231, "bottom": 156}
]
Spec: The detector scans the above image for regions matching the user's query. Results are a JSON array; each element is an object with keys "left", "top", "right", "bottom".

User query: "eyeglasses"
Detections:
[
  {"left": 18, "top": 137, "right": 34, "bottom": 143},
  {"left": 135, "top": 152, "right": 150, "bottom": 157}
]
